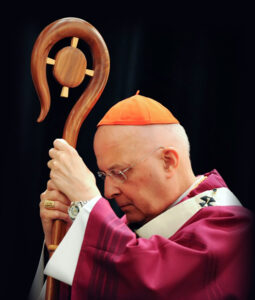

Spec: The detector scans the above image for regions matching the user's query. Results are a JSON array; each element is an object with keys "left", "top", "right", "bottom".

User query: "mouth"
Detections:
[{"left": 119, "top": 204, "right": 133, "bottom": 210}]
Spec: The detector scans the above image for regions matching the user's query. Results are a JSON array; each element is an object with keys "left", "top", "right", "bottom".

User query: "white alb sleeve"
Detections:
[{"left": 44, "top": 195, "right": 101, "bottom": 285}]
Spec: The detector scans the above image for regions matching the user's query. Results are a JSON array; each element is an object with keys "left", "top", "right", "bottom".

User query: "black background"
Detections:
[{"left": 5, "top": 3, "right": 254, "bottom": 299}]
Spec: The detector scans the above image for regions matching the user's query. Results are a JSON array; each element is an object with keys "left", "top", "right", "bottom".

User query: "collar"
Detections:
[
  {"left": 169, "top": 175, "right": 206, "bottom": 208},
  {"left": 135, "top": 187, "right": 241, "bottom": 239}
]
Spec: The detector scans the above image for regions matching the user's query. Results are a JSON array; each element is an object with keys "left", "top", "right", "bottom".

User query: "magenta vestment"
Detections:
[{"left": 60, "top": 170, "right": 254, "bottom": 299}]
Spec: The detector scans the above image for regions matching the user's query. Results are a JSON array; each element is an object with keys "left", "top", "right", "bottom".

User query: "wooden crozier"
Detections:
[{"left": 31, "top": 17, "right": 110, "bottom": 300}]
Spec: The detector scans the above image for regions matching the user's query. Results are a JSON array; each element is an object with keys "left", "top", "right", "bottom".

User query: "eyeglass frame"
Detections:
[{"left": 97, "top": 146, "right": 164, "bottom": 183}]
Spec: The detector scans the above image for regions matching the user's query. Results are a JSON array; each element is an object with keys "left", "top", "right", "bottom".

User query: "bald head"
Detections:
[{"left": 94, "top": 124, "right": 190, "bottom": 167}]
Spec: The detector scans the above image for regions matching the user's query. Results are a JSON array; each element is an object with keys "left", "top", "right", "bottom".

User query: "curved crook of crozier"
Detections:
[{"left": 31, "top": 17, "right": 110, "bottom": 143}]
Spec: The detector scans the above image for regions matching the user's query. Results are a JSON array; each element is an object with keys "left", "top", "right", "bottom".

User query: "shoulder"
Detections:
[{"left": 170, "top": 205, "right": 254, "bottom": 250}]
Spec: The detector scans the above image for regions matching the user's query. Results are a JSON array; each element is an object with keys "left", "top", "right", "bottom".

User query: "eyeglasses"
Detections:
[{"left": 97, "top": 146, "right": 164, "bottom": 183}]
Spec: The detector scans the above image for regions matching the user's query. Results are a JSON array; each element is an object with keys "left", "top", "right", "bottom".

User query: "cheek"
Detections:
[
  {"left": 126, "top": 179, "right": 158, "bottom": 214},
  {"left": 120, "top": 167, "right": 165, "bottom": 222},
  {"left": 133, "top": 172, "right": 166, "bottom": 215},
  {"left": 135, "top": 171, "right": 160, "bottom": 199}
]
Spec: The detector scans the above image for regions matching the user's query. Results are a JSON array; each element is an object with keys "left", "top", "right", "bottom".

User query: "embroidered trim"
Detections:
[
  {"left": 199, "top": 188, "right": 217, "bottom": 207},
  {"left": 136, "top": 187, "right": 241, "bottom": 239}
]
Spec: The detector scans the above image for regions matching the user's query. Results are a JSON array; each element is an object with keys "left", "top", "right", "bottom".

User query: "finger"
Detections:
[
  {"left": 40, "top": 196, "right": 71, "bottom": 221},
  {"left": 40, "top": 209, "right": 70, "bottom": 224},
  {"left": 49, "top": 148, "right": 58, "bottom": 159},
  {"left": 47, "top": 179, "right": 58, "bottom": 191},
  {"left": 47, "top": 159, "right": 54, "bottom": 170},
  {"left": 40, "top": 199, "right": 69, "bottom": 214},
  {"left": 53, "top": 201, "right": 69, "bottom": 213},
  {"left": 41, "top": 189, "right": 70, "bottom": 206},
  {"left": 47, "top": 160, "right": 60, "bottom": 175},
  {"left": 40, "top": 210, "right": 71, "bottom": 246},
  {"left": 53, "top": 138, "right": 70, "bottom": 150}
]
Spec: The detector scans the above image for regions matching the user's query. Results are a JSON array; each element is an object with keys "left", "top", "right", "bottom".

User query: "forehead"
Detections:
[{"left": 93, "top": 126, "right": 145, "bottom": 169}]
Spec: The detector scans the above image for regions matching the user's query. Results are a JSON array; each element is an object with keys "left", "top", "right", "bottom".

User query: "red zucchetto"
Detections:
[{"left": 97, "top": 93, "right": 179, "bottom": 126}]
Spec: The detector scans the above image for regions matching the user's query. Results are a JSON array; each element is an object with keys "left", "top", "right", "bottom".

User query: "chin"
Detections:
[
  {"left": 125, "top": 212, "right": 147, "bottom": 225},
  {"left": 120, "top": 205, "right": 147, "bottom": 225}
]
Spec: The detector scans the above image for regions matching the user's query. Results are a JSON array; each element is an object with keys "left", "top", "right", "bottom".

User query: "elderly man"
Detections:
[{"left": 38, "top": 94, "right": 253, "bottom": 300}]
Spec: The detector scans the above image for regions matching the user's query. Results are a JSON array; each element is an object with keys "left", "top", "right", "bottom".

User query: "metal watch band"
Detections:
[{"left": 68, "top": 200, "right": 89, "bottom": 221}]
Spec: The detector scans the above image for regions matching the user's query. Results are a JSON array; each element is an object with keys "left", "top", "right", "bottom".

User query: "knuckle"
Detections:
[
  {"left": 47, "top": 180, "right": 52, "bottom": 189},
  {"left": 40, "top": 210, "right": 47, "bottom": 219},
  {"left": 53, "top": 193, "right": 64, "bottom": 204},
  {"left": 70, "top": 147, "right": 76, "bottom": 155},
  {"left": 54, "top": 211, "right": 61, "bottom": 219},
  {"left": 65, "top": 145, "right": 76, "bottom": 156},
  {"left": 40, "top": 192, "right": 46, "bottom": 201},
  {"left": 48, "top": 159, "right": 57, "bottom": 169},
  {"left": 50, "top": 190, "right": 58, "bottom": 198},
  {"left": 47, "top": 160, "right": 52, "bottom": 168},
  {"left": 58, "top": 152, "right": 65, "bottom": 162},
  {"left": 50, "top": 170, "right": 55, "bottom": 180},
  {"left": 53, "top": 139, "right": 58, "bottom": 147},
  {"left": 48, "top": 148, "right": 54, "bottom": 156},
  {"left": 52, "top": 160, "right": 58, "bottom": 168}
]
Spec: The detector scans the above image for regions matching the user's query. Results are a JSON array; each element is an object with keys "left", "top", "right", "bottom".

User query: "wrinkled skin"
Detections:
[
  {"left": 40, "top": 139, "right": 100, "bottom": 246},
  {"left": 40, "top": 125, "right": 196, "bottom": 247}
]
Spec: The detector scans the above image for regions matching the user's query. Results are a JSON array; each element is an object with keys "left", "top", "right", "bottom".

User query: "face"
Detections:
[{"left": 93, "top": 125, "right": 173, "bottom": 225}]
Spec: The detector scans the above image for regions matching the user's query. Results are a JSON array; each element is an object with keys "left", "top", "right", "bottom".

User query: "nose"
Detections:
[{"left": 104, "top": 176, "right": 121, "bottom": 199}]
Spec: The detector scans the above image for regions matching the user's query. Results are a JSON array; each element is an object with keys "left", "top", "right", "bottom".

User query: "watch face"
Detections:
[{"left": 69, "top": 204, "right": 80, "bottom": 220}]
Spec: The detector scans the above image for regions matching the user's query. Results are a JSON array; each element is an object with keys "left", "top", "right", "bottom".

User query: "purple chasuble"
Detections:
[{"left": 60, "top": 170, "right": 254, "bottom": 299}]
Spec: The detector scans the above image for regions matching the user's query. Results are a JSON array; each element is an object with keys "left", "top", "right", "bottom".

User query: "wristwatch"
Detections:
[{"left": 68, "top": 200, "right": 89, "bottom": 221}]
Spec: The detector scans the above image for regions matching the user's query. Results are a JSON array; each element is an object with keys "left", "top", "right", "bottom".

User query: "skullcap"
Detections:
[{"left": 97, "top": 93, "right": 179, "bottom": 126}]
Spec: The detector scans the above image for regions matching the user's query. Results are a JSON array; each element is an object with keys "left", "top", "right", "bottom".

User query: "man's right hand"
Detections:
[{"left": 39, "top": 180, "right": 72, "bottom": 247}]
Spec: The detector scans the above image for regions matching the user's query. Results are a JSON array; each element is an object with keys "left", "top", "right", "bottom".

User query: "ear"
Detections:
[{"left": 161, "top": 147, "right": 179, "bottom": 177}]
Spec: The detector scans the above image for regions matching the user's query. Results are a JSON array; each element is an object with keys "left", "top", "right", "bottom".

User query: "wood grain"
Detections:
[
  {"left": 53, "top": 46, "right": 87, "bottom": 87},
  {"left": 31, "top": 17, "right": 110, "bottom": 300}
]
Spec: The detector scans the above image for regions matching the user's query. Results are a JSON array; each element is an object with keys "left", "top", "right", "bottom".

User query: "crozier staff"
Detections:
[{"left": 40, "top": 94, "right": 253, "bottom": 300}]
